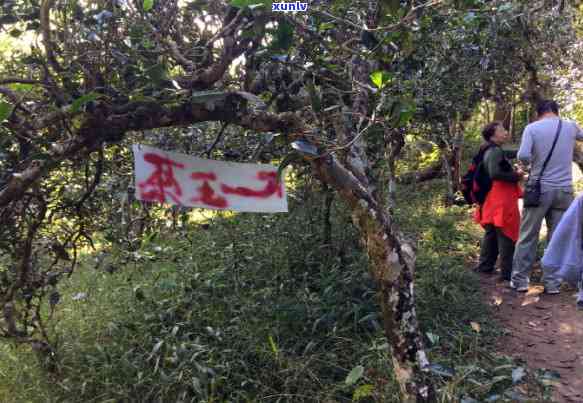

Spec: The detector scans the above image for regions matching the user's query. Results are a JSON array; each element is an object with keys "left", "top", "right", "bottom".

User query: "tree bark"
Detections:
[
  {"left": 387, "top": 162, "right": 398, "bottom": 210},
  {"left": 398, "top": 161, "right": 444, "bottom": 185},
  {"left": 493, "top": 80, "right": 512, "bottom": 129},
  {"left": 385, "top": 129, "right": 405, "bottom": 210},
  {"left": 449, "top": 120, "right": 464, "bottom": 196},
  {"left": 441, "top": 146, "right": 455, "bottom": 206},
  {"left": 311, "top": 154, "right": 434, "bottom": 402},
  {"left": 494, "top": 100, "right": 512, "bottom": 128},
  {"left": 334, "top": 10, "right": 435, "bottom": 393},
  {"left": 443, "top": 152, "right": 455, "bottom": 206},
  {"left": 522, "top": 59, "right": 553, "bottom": 122}
]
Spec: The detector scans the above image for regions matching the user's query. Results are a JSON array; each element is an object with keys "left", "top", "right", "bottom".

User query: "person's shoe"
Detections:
[
  {"left": 473, "top": 265, "right": 495, "bottom": 274},
  {"left": 544, "top": 287, "right": 560, "bottom": 295},
  {"left": 510, "top": 281, "right": 528, "bottom": 292},
  {"left": 577, "top": 299, "right": 583, "bottom": 311},
  {"left": 499, "top": 275, "right": 511, "bottom": 282}
]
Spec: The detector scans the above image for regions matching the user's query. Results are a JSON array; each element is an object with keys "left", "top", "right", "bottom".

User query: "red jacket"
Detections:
[{"left": 474, "top": 181, "right": 523, "bottom": 242}]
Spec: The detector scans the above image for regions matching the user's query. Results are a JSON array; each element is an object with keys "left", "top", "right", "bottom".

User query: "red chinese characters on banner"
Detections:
[
  {"left": 221, "top": 171, "right": 283, "bottom": 199},
  {"left": 138, "top": 153, "right": 185, "bottom": 204},
  {"left": 134, "top": 148, "right": 286, "bottom": 211},
  {"left": 190, "top": 172, "right": 228, "bottom": 208}
]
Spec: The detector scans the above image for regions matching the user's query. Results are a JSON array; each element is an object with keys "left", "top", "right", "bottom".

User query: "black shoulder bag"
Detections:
[{"left": 522, "top": 120, "right": 562, "bottom": 208}]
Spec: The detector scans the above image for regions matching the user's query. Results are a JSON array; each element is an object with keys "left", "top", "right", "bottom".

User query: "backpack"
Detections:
[{"left": 461, "top": 143, "right": 496, "bottom": 205}]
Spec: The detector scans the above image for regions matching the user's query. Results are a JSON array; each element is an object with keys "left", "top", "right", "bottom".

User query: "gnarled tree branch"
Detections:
[{"left": 0, "top": 93, "right": 306, "bottom": 208}]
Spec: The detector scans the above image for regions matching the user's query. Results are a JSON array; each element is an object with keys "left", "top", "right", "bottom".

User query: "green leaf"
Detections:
[
  {"left": 318, "top": 22, "right": 334, "bottom": 31},
  {"left": 427, "top": 363, "right": 455, "bottom": 378},
  {"left": 398, "top": 102, "right": 417, "bottom": 125},
  {"left": 352, "top": 384, "right": 374, "bottom": 401},
  {"left": 497, "top": 3, "right": 513, "bottom": 12},
  {"left": 267, "top": 335, "right": 279, "bottom": 359},
  {"left": 0, "top": 101, "right": 13, "bottom": 123},
  {"left": 277, "top": 153, "right": 301, "bottom": 182},
  {"left": 150, "top": 340, "right": 164, "bottom": 355},
  {"left": 426, "top": 332, "right": 440, "bottom": 346},
  {"left": 8, "top": 83, "right": 34, "bottom": 92},
  {"left": 143, "top": 0, "right": 154, "bottom": 11},
  {"left": 370, "top": 71, "right": 393, "bottom": 89},
  {"left": 142, "top": 38, "right": 154, "bottom": 49},
  {"left": 370, "top": 72, "right": 383, "bottom": 89},
  {"left": 230, "top": 0, "right": 268, "bottom": 8},
  {"left": 145, "top": 63, "right": 168, "bottom": 84},
  {"left": 345, "top": 365, "right": 364, "bottom": 385},
  {"left": 158, "top": 279, "right": 178, "bottom": 291},
  {"left": 70, "top": 93, "right": 98, "bottom": 113}
]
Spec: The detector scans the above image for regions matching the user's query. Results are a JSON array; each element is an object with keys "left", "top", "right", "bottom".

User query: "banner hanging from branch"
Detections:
[{"left": 132, "top": 144, "right": 288, "bottom": 213}]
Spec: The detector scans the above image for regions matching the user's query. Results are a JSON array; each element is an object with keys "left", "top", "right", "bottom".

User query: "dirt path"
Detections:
[{"left": 479, "top": 273, "right": 583, "bottom": 402}]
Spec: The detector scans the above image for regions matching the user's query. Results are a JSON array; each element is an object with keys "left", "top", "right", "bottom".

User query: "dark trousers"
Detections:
[{"left": 477, "top": 224, "right": 515, "bottom": 280}]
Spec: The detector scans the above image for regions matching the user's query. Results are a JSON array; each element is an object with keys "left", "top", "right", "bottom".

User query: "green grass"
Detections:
[{"left": 0, "top": 180, "right": 553, "bottom": 402}]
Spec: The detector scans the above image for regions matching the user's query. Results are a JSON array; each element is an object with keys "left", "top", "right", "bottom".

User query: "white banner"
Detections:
[{"left": 132, "top": 144, "right": 288, "bottom": 213}]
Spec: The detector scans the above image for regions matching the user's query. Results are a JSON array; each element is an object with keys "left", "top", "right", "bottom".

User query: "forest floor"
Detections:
[{"left": 478, "top": 271, "right": 583, "bottom": 402}]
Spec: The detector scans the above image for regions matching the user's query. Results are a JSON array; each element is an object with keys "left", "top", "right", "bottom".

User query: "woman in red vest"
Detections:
[{"left": 474, "top": 122, "right": 525, "bottom": 281}]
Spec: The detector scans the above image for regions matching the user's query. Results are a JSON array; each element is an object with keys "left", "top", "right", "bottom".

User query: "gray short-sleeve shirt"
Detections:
[{"left": 517, "top": 117, "right": 583, "bottom": 191}]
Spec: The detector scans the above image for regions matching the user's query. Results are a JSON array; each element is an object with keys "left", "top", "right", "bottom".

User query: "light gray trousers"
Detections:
[{"left": 511, "top": 188, "right": 574, "bottom": 289}]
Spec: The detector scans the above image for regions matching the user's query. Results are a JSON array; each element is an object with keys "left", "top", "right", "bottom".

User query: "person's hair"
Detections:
[
  {"left": 536, "top": 100, "right": 559, "bottom": 116},
  {"left": 482, "top": 121, "right": 502, "bottom": 142}
]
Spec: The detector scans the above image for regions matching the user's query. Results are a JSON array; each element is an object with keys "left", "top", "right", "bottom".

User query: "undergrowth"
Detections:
[{"left": 0, "top": 179, "right": 554, "bottom": 402}]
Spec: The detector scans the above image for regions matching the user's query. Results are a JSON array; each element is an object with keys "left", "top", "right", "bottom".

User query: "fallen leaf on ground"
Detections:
[{"left": 522, "top": 296, "right": 540, "bottom": 306}]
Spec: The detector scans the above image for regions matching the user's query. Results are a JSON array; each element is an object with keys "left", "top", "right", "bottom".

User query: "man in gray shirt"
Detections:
[{"left": 511, "top": 100, "right": 583, "bottom": 292}]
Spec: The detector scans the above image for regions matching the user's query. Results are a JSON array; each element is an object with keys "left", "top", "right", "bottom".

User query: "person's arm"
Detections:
[
  {"left": 517, "top": 127, "right": 533, "bottom": 163},
  {"left": 485, "top": 147, "right": 521, "bottom": 182}
]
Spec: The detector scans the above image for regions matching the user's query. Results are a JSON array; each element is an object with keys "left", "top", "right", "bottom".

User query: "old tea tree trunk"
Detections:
[
  {"left": 311, "top": 153, "right": 435, "bottom": 401},
  {"left": 309, "top": 9, "right": 436, "bottom": 396},
  {"left": 312, "top": 36, "right": 435, "bottom": 395}
]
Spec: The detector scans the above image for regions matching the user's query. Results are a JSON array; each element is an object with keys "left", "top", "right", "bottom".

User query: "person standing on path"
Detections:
[
  {"left": 511, "top": 100, "right": 583, "bottom": 293},
  {"left": 474, "top": 122, "right": 524, "bottom": 281}
]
